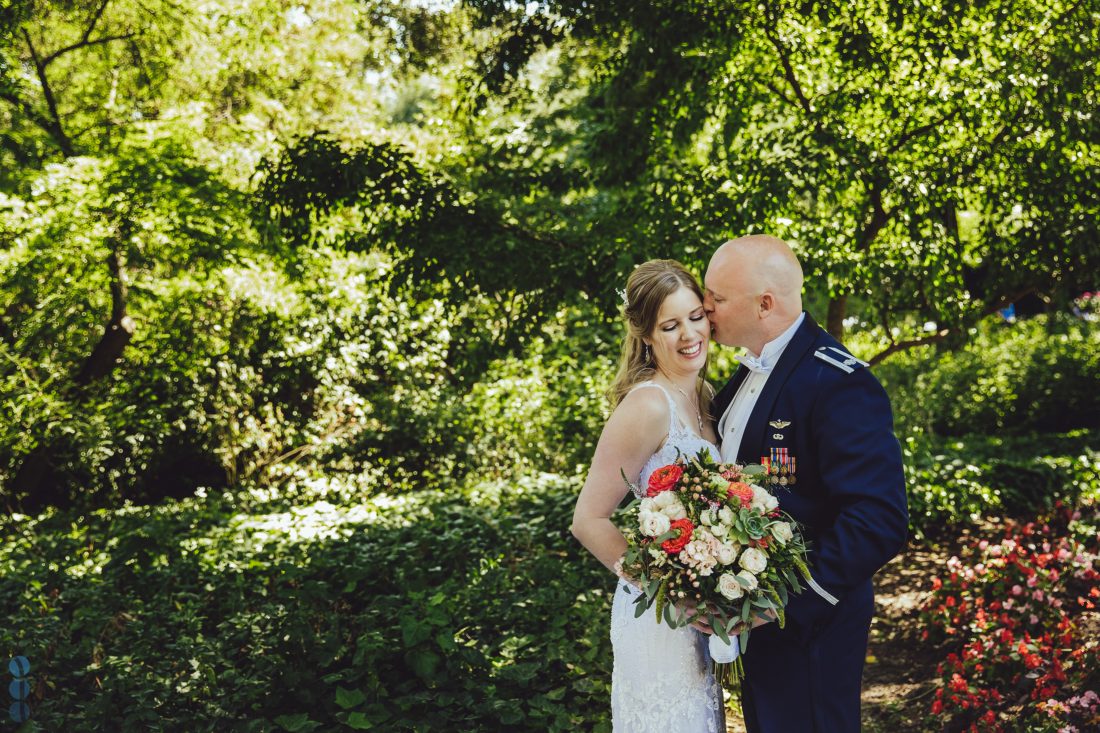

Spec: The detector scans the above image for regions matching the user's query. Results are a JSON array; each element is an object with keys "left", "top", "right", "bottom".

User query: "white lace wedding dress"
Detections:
[{"left": 610, "top": 381, "right": 726, "bottom": 732}]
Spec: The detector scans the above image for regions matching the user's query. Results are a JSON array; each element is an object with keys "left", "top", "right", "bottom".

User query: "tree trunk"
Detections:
[
  {"left": 826, "top": 295, "right": 847, "bottom": 340},
  {"left": 75, "top": 243, "right": 133, "bottom": 385}
]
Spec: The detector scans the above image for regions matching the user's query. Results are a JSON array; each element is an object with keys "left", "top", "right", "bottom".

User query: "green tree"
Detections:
[
  {"left": 0, "top": 134, "right": 256, "bottom": 509},
  {"left": 451, "top": 0, "right": 1099, "bottom": 357}
]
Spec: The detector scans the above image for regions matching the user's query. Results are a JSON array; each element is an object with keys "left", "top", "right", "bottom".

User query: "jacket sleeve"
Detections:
[{"left": 783, "top": 367, "right": 908, "bottom": 638}]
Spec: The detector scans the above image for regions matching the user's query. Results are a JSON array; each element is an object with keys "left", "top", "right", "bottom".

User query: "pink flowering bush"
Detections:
[
  {"left": 1072, "top": 291, "right": 1098, "bottom": 320},
  {"left": 919, "top": 502, "right": 1100, "bottom": 732}
]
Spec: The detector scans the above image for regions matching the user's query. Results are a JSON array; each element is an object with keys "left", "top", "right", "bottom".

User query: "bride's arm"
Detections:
[{"left": 570, "top": 389, "right": 668, "bottom": 574}]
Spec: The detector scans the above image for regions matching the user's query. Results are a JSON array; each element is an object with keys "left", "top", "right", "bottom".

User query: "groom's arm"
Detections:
[{"left": 784, "top": 367, "right": 908, "bottom": 637}]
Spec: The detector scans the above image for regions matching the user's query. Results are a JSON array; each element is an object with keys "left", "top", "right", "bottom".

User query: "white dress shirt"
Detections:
[{"left": 718, "top": 313, "right": 806, "bottom": 463}]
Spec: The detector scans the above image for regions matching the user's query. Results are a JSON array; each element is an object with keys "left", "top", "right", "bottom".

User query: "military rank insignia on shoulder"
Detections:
[{"left": 814, "top": 346, "right": 869, "bottom": 373}]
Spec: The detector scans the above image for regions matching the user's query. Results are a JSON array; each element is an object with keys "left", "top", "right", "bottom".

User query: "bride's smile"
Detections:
[{"left": 678, "top": 341, "right": 703, "bottom": 358}]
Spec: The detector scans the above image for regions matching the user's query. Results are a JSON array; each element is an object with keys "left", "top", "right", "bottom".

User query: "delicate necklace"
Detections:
[{"left": 672, "top": 383, "right": 705, "bottom": 435}]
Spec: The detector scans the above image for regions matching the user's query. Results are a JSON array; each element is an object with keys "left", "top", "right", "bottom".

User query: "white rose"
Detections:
[
  {"left": 770, "top": 521, "right": 794, "bottom": 545},
  {"left": 639, "top": 511, "right": 671, "bottom": 538},
  {"left": 718, "top": 573, "right": 744, "bottom": 600},
  {"left": 716, "top": 542, "right": 739, "bottom": 565},
  {"left": 718, "top": 506, "right": 734, "bottom": 525},
  {"left": 751, "top": 485, "right": 779, "bottom": 513},
  {"left": 710, "top": 521, "right": 730, "bottom": 539},
  {"left": 737, "top": 570, "right": 759, "bottom": 592},
  {"left": 639, "top": 497, "right": 657, "bottom": 514},
  {"left": 694, "top": 526, "right": 718, "bottom": 545},
  {"left": 739, "top": 546, "right": 769, "bottom": 574},
  {"left": 659, "top": 495, "right": 687, "bottom": 520},
  {"left": 651, "top": 491, "right": 676, "bottom": 510}
]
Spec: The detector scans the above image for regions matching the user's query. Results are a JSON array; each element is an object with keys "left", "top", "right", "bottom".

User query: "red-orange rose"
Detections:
[
  {"left": 647, "top": 464, "right": 683, "bottom": 497},
  {"left": 661, "top": 518, "right": 694, "bottom": 554},
  {"left": 727, "top": 482, "right": 754, "bottom": 508}
]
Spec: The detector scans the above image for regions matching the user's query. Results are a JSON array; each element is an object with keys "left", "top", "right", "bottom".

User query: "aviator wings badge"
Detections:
[{"left": 768, "top": 420, "right": 791, "bottom": 429}]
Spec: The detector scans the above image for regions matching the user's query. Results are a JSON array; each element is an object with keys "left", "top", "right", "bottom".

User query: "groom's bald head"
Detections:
[
  {"left": 704, "top": 235, "right": 804, "bottom": 351},
  {"left": 711, "top": 235, "right": 803, "bottom": 306}
]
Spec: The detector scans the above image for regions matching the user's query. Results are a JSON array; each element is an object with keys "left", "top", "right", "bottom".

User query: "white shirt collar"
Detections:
[{"left": 737, "top": 312, "right": 805, "bottom": 373}]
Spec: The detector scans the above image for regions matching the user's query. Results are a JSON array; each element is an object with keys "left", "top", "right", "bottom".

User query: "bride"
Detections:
[{"left": 571, "top": 259, "right": 726, "bottom": 732}]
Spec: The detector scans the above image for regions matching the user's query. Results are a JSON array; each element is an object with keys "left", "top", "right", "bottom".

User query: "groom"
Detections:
[{"left": 703, "top": 235, "right": 908, "bottom": 732}]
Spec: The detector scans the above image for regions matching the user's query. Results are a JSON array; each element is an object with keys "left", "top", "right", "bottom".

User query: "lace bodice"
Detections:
[{"left": 629, "top": 381, "right": 721, "bottom": 498}]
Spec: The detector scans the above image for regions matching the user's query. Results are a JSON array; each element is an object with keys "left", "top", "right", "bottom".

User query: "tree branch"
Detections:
[
  {"left": 762, "top": 79, "right": 794, "bottom": 108},
  {"left": 42, "top": 32, "right": 136, "bottom": 68},
  {"left": 761, "top": 24, "right": 812, "bottom": 115},
  {"left": 856, "top": 177, "right": 892, "bottom": 252},
  {"left": 83, "top": 0, "right": 112, "bottom": 42},
  {"left": 20, "top": 28, "right": 74, "bottom": 156},
  {"left": 868, "top": 329, "right": 950, "bottom": 366},
  {"left": 869, "top": 287, "right": 1037, "bottom": 365},
  {"left": 75, "top": 234, "right": 134, "bottom": 386},
  {"left": 0, "top": 89, "right": 56, "bottom": 140},
  {"left": 888, "top": 111, "right": 957, "bottom": 154}
]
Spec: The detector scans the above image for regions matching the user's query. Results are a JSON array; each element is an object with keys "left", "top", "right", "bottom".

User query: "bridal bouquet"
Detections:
[{"left": 618, "top": 449, "right": 812, "bottom": 684}]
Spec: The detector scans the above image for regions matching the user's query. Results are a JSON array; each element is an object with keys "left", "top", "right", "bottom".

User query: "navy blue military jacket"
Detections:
[{"left": 711, "top": 313, "right": 908, "bottom": 635}]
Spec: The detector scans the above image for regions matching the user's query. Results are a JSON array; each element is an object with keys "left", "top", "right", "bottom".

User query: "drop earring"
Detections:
[{"left": 643, "top": 344, "right": 651, "bottom": 363}]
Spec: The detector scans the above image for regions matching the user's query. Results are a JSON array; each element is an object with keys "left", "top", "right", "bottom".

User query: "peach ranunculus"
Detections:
[{"left": 727, "top": 482, "right": 755, "bottom": 508}]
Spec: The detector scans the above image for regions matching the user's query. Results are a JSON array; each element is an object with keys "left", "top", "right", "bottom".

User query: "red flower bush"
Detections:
[{"left": 919, "top": 502, "right": 1100, "bottom": 732}]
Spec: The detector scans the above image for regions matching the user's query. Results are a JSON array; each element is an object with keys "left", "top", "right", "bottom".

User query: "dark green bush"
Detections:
[
  {"left": 902, "top": 430, "right": 1100, "bottom": 536},
  {"left": 0, "top": 475, "right": 617, "bottom": 732},
  {"left": 874, "top": 315, "right": 1100, "bottom": 437}
]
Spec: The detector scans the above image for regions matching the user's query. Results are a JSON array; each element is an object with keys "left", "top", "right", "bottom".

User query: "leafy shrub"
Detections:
[
  {"left": 0, "top": 474, "right": 619, "bottom": 732},
  {"left": 873, "top": 315, "right": 1100, "bottom": 437},
  {"left": 903, "top": 431, "right": 1100, "bottom": 535},
  {"left": 449, "top": 306, "right": 615, "bottom": 478}
]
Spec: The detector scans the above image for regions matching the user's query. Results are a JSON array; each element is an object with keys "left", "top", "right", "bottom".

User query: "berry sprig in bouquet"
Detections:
[{"left": 619, "top": 448, "right": 813, "bottom": 685}]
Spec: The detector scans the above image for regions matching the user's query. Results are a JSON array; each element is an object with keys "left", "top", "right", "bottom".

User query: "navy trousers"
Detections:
[{"left": 740, "top": 582, "right": 874, "bottom": 732}]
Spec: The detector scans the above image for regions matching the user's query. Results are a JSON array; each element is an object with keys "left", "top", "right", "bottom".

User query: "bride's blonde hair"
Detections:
[{"left": 608, "top": 260, "right": 711, "bottom": 414}]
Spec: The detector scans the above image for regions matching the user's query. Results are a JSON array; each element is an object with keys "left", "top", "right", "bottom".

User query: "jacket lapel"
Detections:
[{"left": 737, "top": 313, "right": 820, "bottom": 463}]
